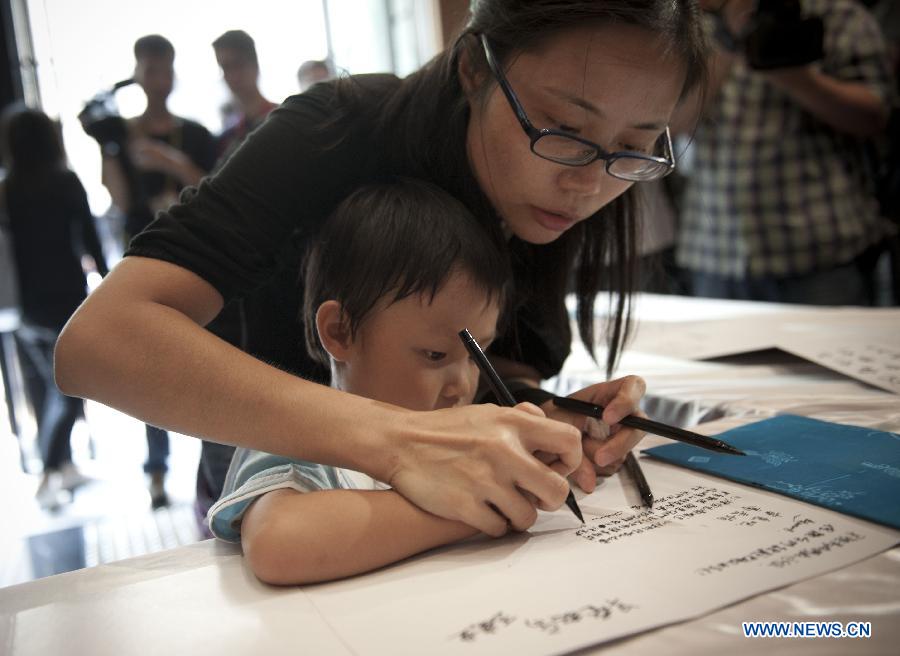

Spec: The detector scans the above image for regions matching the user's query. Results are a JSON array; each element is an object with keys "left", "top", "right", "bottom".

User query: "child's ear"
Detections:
[{"left": 315, "top": 300, "right": 353, "bottom": 362}]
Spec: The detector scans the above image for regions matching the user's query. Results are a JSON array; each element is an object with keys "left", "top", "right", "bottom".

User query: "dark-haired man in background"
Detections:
[
  {"left": 211, "top": 30, "right": 278, "bottom": 170},
  {"left": 193, "top": 30, "right": 280, "bottom": 533}
]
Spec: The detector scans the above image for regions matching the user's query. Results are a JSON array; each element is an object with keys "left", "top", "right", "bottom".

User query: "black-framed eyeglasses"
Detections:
[{"left": 479, "top": 34, "right": 675, "bottom": 182}]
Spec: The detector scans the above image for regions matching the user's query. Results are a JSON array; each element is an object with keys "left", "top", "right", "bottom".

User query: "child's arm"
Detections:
[{"left": 240, "top": 487, "right": 484, "bottom": 585}]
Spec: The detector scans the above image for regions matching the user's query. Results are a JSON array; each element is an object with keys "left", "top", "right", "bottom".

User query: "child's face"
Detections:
[{"left": 340, "top": 271, "right": 500, "bottom": 411}]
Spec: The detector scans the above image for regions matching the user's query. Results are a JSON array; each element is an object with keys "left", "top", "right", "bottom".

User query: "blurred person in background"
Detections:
[
  {"left": 212, "top": 30, "right": 278, "bottom": 170},
  {"left": 0, "top": 104, "right": 108, "bottom": 509},
  {"left": 100, "top": 35, "right": 217, "bottom": 240},
  {"left": 193, "top": 29, "right": 279, "bottom": 533},
  {"left": 296, "top": 59, "right": 335, "bottom": 92},
  {"left": 94, "top": 34, "right": 217, "bottom": 507},
  {"left": 674, "top": 0, "right": 893, "bottom": 305}
]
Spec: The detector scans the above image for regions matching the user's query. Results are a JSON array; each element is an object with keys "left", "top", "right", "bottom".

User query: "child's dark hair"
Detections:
[{"left": 303, "top": 178, "right": 511, "bottom": 366}]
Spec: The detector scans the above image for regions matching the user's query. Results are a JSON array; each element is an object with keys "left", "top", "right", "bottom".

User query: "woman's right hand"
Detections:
[{"left": 384, "top": 402, "right": 582, "bottom": 538}]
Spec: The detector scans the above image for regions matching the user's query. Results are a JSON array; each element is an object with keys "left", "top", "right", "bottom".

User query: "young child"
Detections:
[{"left": 208, "top": 178, "right": 539, "bottom": 585}]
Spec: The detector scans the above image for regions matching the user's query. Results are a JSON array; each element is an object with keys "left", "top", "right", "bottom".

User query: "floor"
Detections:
[
  {"left": 0, "top": 392, "right": 203, "bottom": 589},
  {"left": 0, "top": 227, "right": 207, "bottom": 590}
]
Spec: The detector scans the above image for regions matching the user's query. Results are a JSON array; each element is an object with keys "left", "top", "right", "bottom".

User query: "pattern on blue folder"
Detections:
[{"left": 644, "top": 415, "right": 900, "bottom": 531}]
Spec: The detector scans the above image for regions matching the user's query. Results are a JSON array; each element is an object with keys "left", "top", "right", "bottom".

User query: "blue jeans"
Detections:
[
  {"left": 144, "top": 425, "right": 169, "bottom": 474},
  {"left": 16, "top": 325, "right": 82, "bottom": 470},
  {"left": 690, "top": 263, "right": 868, "bottom": 306}
]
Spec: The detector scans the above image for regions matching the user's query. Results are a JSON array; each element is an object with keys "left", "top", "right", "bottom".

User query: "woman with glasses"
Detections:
[{"left": 56, "top": 0, "right": 709, "bottom": 538}]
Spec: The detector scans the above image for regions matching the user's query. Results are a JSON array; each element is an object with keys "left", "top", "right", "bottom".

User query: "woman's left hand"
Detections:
[{"left": 543, "top": 375, "right": 647, "bottom": 493}]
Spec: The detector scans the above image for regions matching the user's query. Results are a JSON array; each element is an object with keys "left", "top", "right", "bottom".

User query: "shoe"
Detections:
[
  {"left": 58, "top": 463, "right": 93, "bottom": 492},
  {"left": 36, "top": 471, "right": 63, "bottom": 511},
  {"left": 149, "top": 472, "right": 170, "bottom": 509}
]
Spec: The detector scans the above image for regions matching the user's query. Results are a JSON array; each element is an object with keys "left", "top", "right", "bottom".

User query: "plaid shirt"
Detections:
[{"left": 677, "top": 0, "right": 894, "bottom": 278}]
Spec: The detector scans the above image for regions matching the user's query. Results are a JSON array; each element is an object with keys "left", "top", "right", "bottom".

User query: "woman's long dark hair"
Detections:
[
  {"left": 335, "top": 1, "right": 708, "bottom": 377},
  {"left": 1, "top": 104, "right": 67, "bottom": 194}
]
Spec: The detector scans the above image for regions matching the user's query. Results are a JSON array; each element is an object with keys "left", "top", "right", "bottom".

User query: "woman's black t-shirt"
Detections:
[{"left": 126, "top": 74, "right": 571, "bottom": 381}]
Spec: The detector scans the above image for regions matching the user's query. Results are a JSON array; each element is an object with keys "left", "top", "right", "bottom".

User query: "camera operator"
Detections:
[
  {"left": 82, "top": 34, "right": 216, "bottom": 507},
  {"left": 672, "top": 0, "right": 894, "bottom": 305},
  {"left": 98, "top": 36, "right": 216, "bottom": 241}
]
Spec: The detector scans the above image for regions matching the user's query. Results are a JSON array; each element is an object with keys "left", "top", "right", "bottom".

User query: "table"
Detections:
[
  {"left": 1, "top": 295, "right": 898, "bottom": 655},
  {"left": 554, "top": 294, "right": 900, "bottom": 654}
]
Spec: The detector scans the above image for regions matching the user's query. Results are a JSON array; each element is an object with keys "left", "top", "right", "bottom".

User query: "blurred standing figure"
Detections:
[
  {"left": 98, "top": 35, "right": 217, "bottom": 508},
  {"left": 296, "top": 59, "right": 334, "bottom": 92},
  {"left": 101, "top": 35, "right": 217, "bottom": 240},
  {"left": 193, "top": 30, "right": 279, "bottom": 532},
  {"left": 675, "top": 0, "right": 894, "bottom": 305},
  {"left": 212, "top": 30, "right": 278, "bottom": 169},
  {"left": 0, "top": 105, "right": 108, "bottom": 509}
]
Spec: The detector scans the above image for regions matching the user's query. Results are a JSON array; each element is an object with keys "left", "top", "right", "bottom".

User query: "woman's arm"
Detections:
[
  {"left": 100, "top": 156, "right": 131, "bottom": 214},
  {"left": 69, "top": 173, "right": 109, "bottom": 276},
  {"left": 241, "top": 487, "right": 483, "bottom": 585},
  {"left": 55, "top": 257, "right": 581, "bottom": 537}
]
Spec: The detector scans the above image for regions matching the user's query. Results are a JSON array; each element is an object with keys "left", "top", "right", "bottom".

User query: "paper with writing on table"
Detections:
[
  {"left": 303, "top": 462, "right": 899, "bottom": 656},
  {"left": 623, "top": 306, "right": 900, "bottom": 395},
  {"left": 774, "top": 340, "right": 900, "bottom": 396}
]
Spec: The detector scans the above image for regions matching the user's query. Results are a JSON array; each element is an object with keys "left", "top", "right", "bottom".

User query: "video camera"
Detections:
[
  {"left": 712, "top": 0, "right": 825, "bottom": 70},
  {"left": 77, "top": 78, "right": 153, "bottom": 231},
  {"left": 77, "top": 78, "right": 135, "bottom": 155}
]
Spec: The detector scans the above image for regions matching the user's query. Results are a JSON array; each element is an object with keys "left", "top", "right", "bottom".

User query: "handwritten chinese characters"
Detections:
[
  {"left": 576, "top": 486, "right": 873, "bottom": 580},
  {"left": 784, "top": 342, "right": 900, "bottom": 395},
  {"left": 453, "top": 600, "right": 636, "bottom": 643},
  {"left": 697, "top": 524, "right": 866, "bottom": 575},
  {"left": 576, "top": 485, "right": 735, "bottom": 544},
  {"left": 452, "top": 612, "right": 516, "bottom": 643}
]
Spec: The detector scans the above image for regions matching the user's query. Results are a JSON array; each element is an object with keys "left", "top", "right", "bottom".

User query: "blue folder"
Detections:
[{"left": 644, "top": 415, "right": 900, "bottom": 531}]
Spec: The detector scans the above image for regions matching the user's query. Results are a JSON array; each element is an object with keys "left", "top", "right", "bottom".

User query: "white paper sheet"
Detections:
[
  {"left": 626, "top": 318, "right": 780, "bottom": 360},
  {"left": 303, "top": 460, "right": 899, "bottom": 656},
  {"left": 776, "top": 340, "right": 900, "bottom": 396},
  {"left": 623, "top": 306, "right": 900, "bottom": 395}
]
